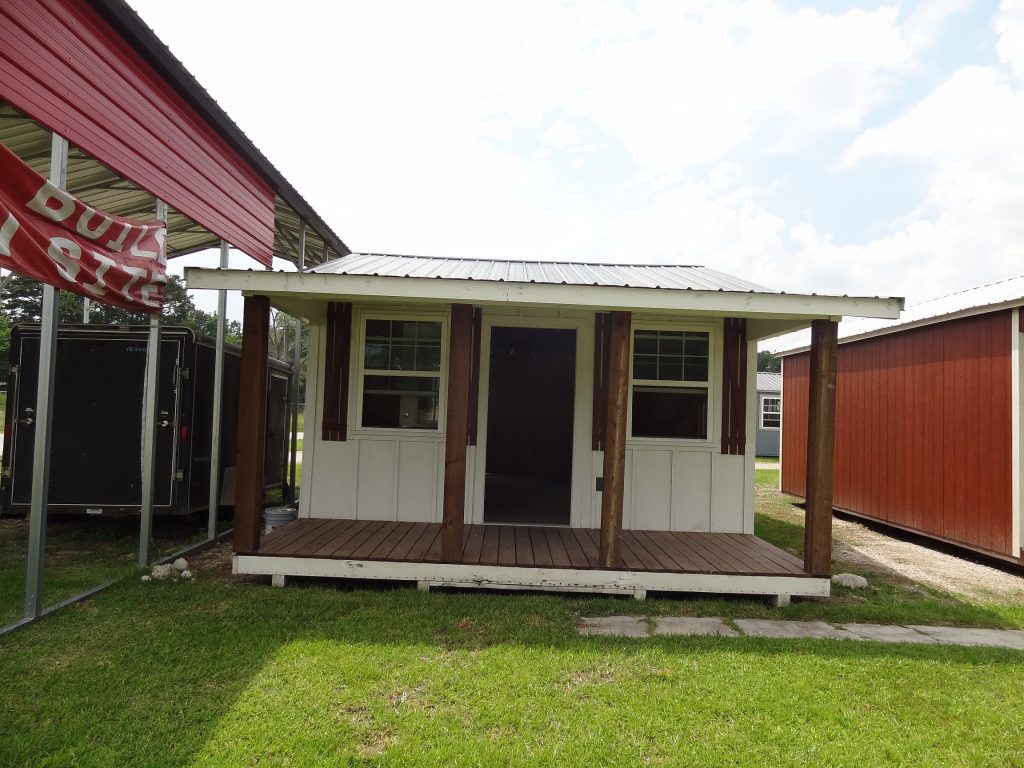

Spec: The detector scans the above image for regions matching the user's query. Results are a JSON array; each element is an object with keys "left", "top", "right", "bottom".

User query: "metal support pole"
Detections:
[
  {"left": 207, "top": 240, "right": 230, "bottom": 539},
  {"left": 82, "top": 297, "right": 90, "bottom": 323},
  {"left": 288, "top": 222, "right": 305, "bottom": 499},
  {"left": 138, "top": 199, "right": 167, "bottom": 565},
  {"left": 23, "top": 133, "right": 68, "bottom": 618}
]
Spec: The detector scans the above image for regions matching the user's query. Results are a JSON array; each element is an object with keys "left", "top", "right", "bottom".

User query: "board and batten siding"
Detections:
[
  {"left": 301, "top": 303, "right": 755, "bottom": 534},
  {"left": 782, "top": 309, "right": 1016, "bottom": 558}
]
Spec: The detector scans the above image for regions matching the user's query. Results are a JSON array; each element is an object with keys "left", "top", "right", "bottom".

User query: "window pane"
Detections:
[
  {"left": 762, "top": 413, "right": 781, "bottom": 429},
  {"left": 684, "top": 334, "right": 709, "bottom": 357},
  {"left": 633, "top": 330, "right": 709, "bottom": 383},
  {"left": 390, "top": 320, "right": 417, "bottom": 341},
  {"left": 684, "top": 357, "right": 708, "bottom": 382},
  {"left": 364, "top": 342, "right": 388, "bottom": 369},
  {"left": 633, "top": 355, "right": 658, "bottom": 380},
  {"left": 365, "top": 319, "right": 391, "bottom": 340},
  {"left": 658, "top": 358, "right": 683, "bottom": 381},
  {"left": 658, "top": 335, "right": 683, "bottom": 355},
  {"left": 631, "top": 386, "right": 708, "bottom": 439},
  {"left": 416, "top": 343, "right": 441, "bottom": 371},
  {"left": 362, "top": 375, "right": 440, "bottom": 429},
  {"left": 634, "top": 332, "right": 658, "bottom": 355},
  {"left": 364, "top": 319, "right": 443, "bottom": 372},
  {"left": 391, "top": 344, "right": 416, "bottom": 371},
  {"left": 763, "top": 397, "right": 780, "bottom": 414}
]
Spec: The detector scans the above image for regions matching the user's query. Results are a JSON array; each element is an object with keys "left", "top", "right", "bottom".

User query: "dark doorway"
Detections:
[{"left": 484, "top": 327, "right": 576, "bottom": 525}]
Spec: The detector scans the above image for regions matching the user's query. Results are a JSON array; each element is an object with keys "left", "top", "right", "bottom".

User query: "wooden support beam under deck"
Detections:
[
  {"left": 600, "top": 310, "right": 631, "bottom": 568},
  {"left": 234, "top": 295, "right": 271, "bottom": 554},
  {"left": 804, "top": 319, "right": 838, "bottom": 576},
  {"left": 442, "top": 304, "right": 474, "bottom": 560}
]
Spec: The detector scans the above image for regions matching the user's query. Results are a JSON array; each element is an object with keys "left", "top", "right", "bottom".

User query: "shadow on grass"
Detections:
[
  {"left": 1, "top": 578, "right": 1022, "bottom": 767},
  {"left": 0, "top": 513, "right": 214, "bottom": 627}
]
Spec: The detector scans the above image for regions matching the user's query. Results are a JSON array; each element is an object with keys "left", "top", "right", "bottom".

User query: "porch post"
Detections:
[
  {"left": 804, "top": 319, "right": 838, "bottom": 576},
  {"left": 234, "top": 295, "right": 271, "bottom": 554},
  {"left": 442, "top": 303, "right": 473, "bottom": 560},
  {"left": 599, "top": 310, "right": 631, "bottom": 568}
]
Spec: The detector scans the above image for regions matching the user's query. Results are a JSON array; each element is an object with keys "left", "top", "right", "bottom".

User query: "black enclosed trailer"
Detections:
[{"left": 1, "top": 324, "right": 291, "bottom": 516}]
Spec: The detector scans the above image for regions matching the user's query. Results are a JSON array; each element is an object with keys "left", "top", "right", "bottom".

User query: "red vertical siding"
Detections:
[
  {"left": 781, "top": 310, "right": 1015, "bottom": 558},
  {"left": 0, "top": 0, "right": 276, "bottom": 265}
]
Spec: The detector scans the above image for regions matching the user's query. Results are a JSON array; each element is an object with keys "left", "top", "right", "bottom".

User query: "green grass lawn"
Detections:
[
  {"left": 2, "top": 581, "right": 1023, "bottom": 767},
  {"left": 3, "top": 467, "right": 1024, "bottom": 766},
  {"left": 0, "top": 515, "right": 209, "bottom": 627}
]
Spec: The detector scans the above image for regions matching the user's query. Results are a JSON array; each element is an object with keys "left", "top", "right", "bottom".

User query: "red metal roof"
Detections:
[{"left": 0, "top": 0, "right": 277, "bottom": 265}]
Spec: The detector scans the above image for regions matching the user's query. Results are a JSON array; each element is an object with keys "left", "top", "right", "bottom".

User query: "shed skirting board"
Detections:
[{"left": 234, "top": 555, "right": 830, "bottom": 599}]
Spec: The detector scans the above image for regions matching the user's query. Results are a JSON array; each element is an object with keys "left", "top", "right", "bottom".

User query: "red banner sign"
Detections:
[{"left": 0, "top": 141, "right": 166, "bottom": 313}]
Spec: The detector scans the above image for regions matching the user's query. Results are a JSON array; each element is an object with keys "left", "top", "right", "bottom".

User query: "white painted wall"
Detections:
[{"left": 301, "top": 302, "right": 756, "bottom": 534}]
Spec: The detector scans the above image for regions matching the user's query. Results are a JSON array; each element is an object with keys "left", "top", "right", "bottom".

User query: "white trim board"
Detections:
[
  {"left": 235, "top": 555, "right": 830, "bottom": 599},
  {"left": 185, "top": 267, "right": 901, "bottom": 321}
]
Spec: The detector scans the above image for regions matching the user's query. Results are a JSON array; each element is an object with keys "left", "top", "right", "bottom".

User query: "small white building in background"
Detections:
[{"left": 755, "top": 372, "right": 781, "bottom": 458}]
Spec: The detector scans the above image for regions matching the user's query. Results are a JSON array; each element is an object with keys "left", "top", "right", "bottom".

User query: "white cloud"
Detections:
[
  {"left": 541, "top": 122, "right": 581, "bottom": 150},
  {"left": 997, "top": 0, "right": 1024, "bottom": 81},
  {"left": 803, "top": 63, "right": 1024, "bottom": 302},
  {"left": 128, "top": 0, "right": 1017, "bottom": 326}
]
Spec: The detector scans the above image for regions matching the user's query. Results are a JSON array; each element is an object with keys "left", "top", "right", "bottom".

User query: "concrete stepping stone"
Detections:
[
  {"left": 579, "top": 616, "right": 649, "bottom": 638},
  {"left": 734, "top": 619, "right": 858, "bottom": 641},
  {"left": 652, "top": 617, "right": 738, "bottom": 637},
  {"left": 907, "top": 626, "right": 1024, "bottom": 650},
  {"left": 839, "top": 623, "right": 937, "bottom": 644}
]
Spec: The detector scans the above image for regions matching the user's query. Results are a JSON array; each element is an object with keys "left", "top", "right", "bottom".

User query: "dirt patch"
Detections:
[
  {"left": 185, "top": 540, "right": 264, "bottom": 585},
  {"left": 766, "top": 493, "right": 1024, "bottom": 603},
  {"left": 832, "top": 515, "right": 1024, "bottom": 603}
]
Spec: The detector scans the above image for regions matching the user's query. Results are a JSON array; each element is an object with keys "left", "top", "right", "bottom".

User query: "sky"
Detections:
[{"left": 148, "top": 0, "right": 1024, "bottom": 349}]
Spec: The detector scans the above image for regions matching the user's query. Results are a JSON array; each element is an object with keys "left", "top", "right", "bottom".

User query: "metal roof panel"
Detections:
[{"left": 312, "top": 253, "right": 779, "bottom": 293}]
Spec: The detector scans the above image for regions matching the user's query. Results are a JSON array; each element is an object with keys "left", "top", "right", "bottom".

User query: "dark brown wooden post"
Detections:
[
  {"left": 234, "top": 295, "right": 271, "bottom": 554},
  {"left": 804, "top": 319, "right": 838, "bottom": 575},
  {"left": 442, "top": 304, "right": 473, "bottom": 560},
  {"left": 599, "top": 310, "right": 631, "bottom": 568}
]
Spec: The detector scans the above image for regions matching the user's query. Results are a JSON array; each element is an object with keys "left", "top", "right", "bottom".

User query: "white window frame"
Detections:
[
  {"left": 760, "top": 394, "right": 781, "bottom": 431},
  {"left": 627, "top": 320, "right": 720, "bottom": 446},
  {"left": 351, "top": 309, "right": 449, "bottom": 435}
]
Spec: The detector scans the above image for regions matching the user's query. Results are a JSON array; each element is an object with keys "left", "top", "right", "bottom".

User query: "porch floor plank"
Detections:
[
  {"left": 255, "top": 519, "right": 814, "bottom": 578},
  {"left": 313, "top": 520, "right": 370, "bottom": 558},
  {"left": 260, "top": 518, "right": 333, "bottom": 555},
  {"left": 497, "top": 527, "right": 516, "bottom": 567},
  {"left": 557, "top": 528, "right": 590, "bottom": 569},
  {"left": 479, "top": 526, "right": 501, "bottom": 565},
  {"left": 514, "top": 527, "right": 534, "bottom": 568},
  {"left": 529, "top": 528, "right": 554, "bottom": 568},
  {"left": 402, "top": 524, "right": 437, "bottom": 562},
  {"left": 546, "top": 528, "right": 572, "bottom": 568},
  {"left": 575, "top": 529, "right": 601, "bottom": 568},
  {"left": 369, "top": 521, "right": 416, "bottom": 560},
  {"left": 463, "top": 524, "right": 486, "bottom": 565}
]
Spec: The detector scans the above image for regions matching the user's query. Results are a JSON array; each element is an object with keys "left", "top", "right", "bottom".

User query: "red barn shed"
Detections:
[{"left": 780, "top": 276, "right": 1024, "bottom": 565}]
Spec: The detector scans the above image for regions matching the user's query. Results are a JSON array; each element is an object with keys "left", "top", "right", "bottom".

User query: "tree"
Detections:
[
  {"left": 0, "top": 273, "right": 244, "bottom": 385},
  {"left": 269, "top": 309, "right": 309, "bottom": 402},
  {"left": 757, "top": 350, "right": 781, "bottom": 373}
]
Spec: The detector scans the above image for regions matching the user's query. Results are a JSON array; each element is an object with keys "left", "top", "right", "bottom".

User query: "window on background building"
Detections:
[
  {"left": 761, "top": 395, "right": 781, "bottom": 430},
  {"left": 631, "top": 328, "right": 710, "bottom": 439},
  {"left": 361, "top": 319, "right": 442, "bottom": 429}
]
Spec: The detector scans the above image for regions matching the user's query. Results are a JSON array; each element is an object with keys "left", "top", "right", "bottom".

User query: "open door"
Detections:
[{"left": 484, "top": 327, "right": 576, "bottom": 525}]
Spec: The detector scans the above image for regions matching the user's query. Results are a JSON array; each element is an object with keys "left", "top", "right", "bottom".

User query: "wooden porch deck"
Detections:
[{"left": 254, "top": 518, "right": 809, "bottom": 578}]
